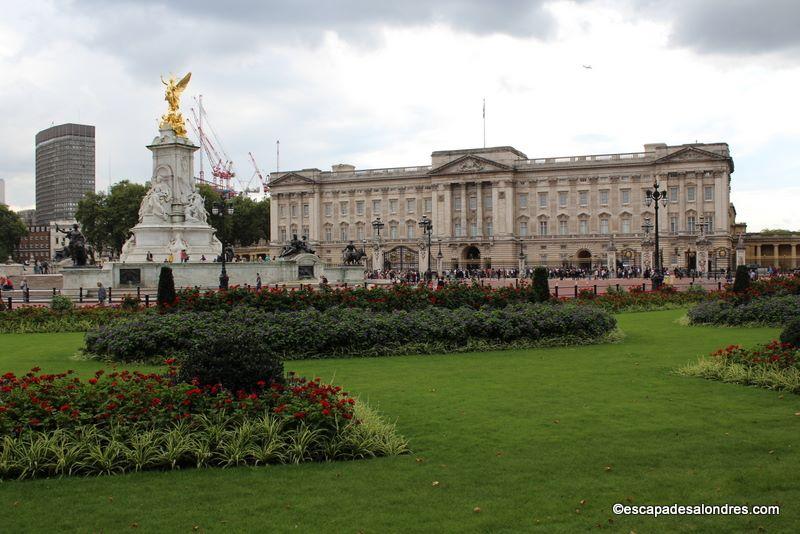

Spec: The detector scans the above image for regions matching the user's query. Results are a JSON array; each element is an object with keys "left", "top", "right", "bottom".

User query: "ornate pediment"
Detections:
[
  {"left": 268, "top": 172, "right": 316, "bottom": 187},
  {"left": 429, "top": 154, "right": 511, "bottom": 175},
  {"left": 655, "top": 147, "right": 730, "bottom": 165}
]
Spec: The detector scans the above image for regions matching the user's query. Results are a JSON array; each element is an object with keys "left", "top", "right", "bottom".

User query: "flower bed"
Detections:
[
  {"left": 0, "top": 305, "right": 137, "bottom": 334},
  {"left": 678, "top": 340, "right": 800, "bottom": 394},
  {"left": 687, "top": 295, "right": 800, "bottom": 326},
  {"left": 0, "top": 366, "right": 408, "bottom": 479},
  {"left": 84, "top": 303, "right": 618, "bottom": 364}
]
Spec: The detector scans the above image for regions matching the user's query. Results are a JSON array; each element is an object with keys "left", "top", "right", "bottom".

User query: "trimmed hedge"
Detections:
[
  {"left": 84, "top": 304, "right": 617, "bottom": 364},
  {"left": 781, "top": 318, "right": 800, "bottom": 347},
  {"left": 688, "top": 295, "right": 800, "bottom": 327}
]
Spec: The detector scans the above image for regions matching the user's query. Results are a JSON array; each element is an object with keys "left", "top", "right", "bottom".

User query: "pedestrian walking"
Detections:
[{"left": 97, "top": 282, "right": 107, "bottom": 305}]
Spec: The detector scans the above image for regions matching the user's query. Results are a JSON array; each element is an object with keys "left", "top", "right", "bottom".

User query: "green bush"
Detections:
[
  {"left": 157, "top": 266, "right": 176, "bottom": 308},
  {"left": 50, "top": 294, "right": 74, "bottom": 312},
  {"left": 732, "top": 265, "right": 750, "bottom": 293},
  {"left": 688, "top": 295, "right": 800, "bottom": 326},
  {"left": 84, "top": 304, "right": 617, "bottom": 364},
  {"left": 531, "top": 267, "right": 550, "bottom": 302},
  {"left": 177, "top": 334, "right": 285, "bottom": 392},
  {"left": 780, "top": 318, "right": 800, "bottom": 347}
]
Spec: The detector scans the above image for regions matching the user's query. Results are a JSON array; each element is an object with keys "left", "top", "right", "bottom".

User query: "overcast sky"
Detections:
[{"left": 2, "top": 0, "right": 799, "bottom": 230}]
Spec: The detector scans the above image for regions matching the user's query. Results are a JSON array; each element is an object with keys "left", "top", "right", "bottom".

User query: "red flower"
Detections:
[
  {"left": 293, "top": 412, "right": 306, "bottom": 419},
  {"left": 88, "top": 378, "right": 98, "bottom": 385},
  {"left": 59, "top": 404, "right": 71, "bottom": 412}
]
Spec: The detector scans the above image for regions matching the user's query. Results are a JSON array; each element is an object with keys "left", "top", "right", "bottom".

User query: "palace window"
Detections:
[
  {"left": 406, "top": 222, "right": 415, "bottom": 239},
  {"left": 599, "top": 190, "right": 609, "bottom": 206},
  {"left": 519, "top": 221, "right": 528, "bottom": 236},
  {"left": 621, "top": 218, "right": 631, "bottom": 234},
  {"left": 356, "top": 225, "right": 364, "bottom": 241},
  {"left": 340, "top": 201, "right": 348, "bottom": 216},
  {"left": 454, "top": 196, "right": 462, "bottom": 210},
  {"left": 538, "top": 192, "right": 548, "bottom": 209},
  {"left": 559, "top": 219, "right": 568, "bottom": 235},
  {"left": 389, "top": 223, "right": 398, "bottom": 239},
  {"left": 372, "top": 199, "right": 381, "bottom": 213},
  {"left": 469, "top": 196, "right": 477, "bottom": 210},
  {"left": 558, "top": 191, "right": 568, "bottom": 208},
  {"left": 687, "top": 215, "right": 696, "bottom": 233},
  {"left": 578, "top": 191, "right": 588, "bottom": 207},
  {"left": 454, "top": 221, "right": 462, "bottom": 237},
  {"left": 302, "top": 225, "right": 309, "bottom": 238},
  {"left": 279, "top": 205, "right": 286, "bottom": 217},
  {"left": 486, "top": 221, "right": 493, "bottom": 236},
  {"left": 279, "top": 227, "right": 287, "bottom": 242},
  {"left": 539, "top": 220, "right": 548, "bottom": 236},
  {"left": 599, "top": 218, "right": 609, "bottom": 235},
  {"left": 389, "top": 199, "right": 398, "bottom": 214},
  {"left": 424, "top": 198, "right": 432, "bottom": 212},
  {"left": 579, "top": 219, "right": 588, "bottom": 235},
  {"left": 291, "top": 204, "right": 298, "bottom": 217},
  {"left": 621, "top": 189, "right": 630, "bottom": 205},
  {"left": 704, "top": 186, "right": 714, "bottom": 202},
  {"left": 324, "top": 203, "right": 332, "bottom": 217},
  {"left": 482, "top": 195, "right": 491, "bottom": 209},
  {"left": 406, "top": 198, "right": 415, "bottom": 213},
  {"left": 518, "top": 193, "right": 528, "bottom": 209},
  {"left": 670, "top": 215, "right": 678, "bottom": 233},
  {"left": 356, "top": 201, "right": 364, "bottom": 216},
  {"left": 687, "top": 186, "right": 696, "bottom": 202},
  {"left": 704, "top": 213, "right": 714, "bottom": 232},
  {"left": 340, "top": 224, "right": 349, "bottom": 241},
  {"left": 669, "top": 187, "right": 678, "bottom": 202},
  {"left": 469, "top": 222, "right": 478, "bottom": 236},
  {"left": 302, "top": 204, "right": 309, "bottom": 217}
]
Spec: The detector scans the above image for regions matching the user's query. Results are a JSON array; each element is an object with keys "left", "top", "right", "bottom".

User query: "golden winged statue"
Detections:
[{"left": 159, "top": 72, "right": 191, "bottom": 137}]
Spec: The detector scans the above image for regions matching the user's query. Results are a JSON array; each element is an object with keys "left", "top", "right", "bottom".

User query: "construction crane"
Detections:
[
  {"left": 187, "top": 95, "right": 236, "bottom": 197},
  {"left": 248, "top": 152, "right": 269, "bottom": 194}
]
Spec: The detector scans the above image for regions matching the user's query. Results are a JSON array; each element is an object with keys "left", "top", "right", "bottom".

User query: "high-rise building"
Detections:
[
  {"left": 0, "top": 178, "right": 5, "bottom": 205},
  {"left": 35, "top": 123, "right": 95, "bottom": 224}
]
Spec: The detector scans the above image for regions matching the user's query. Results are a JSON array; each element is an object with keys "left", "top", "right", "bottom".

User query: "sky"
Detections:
[{"left": 1, "top": 0, "right": 799, "bottom": 231}]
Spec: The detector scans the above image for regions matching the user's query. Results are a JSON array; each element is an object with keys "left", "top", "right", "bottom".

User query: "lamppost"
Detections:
[
  {"left": 644, "top": 181, "right": 668, "bottom": 289},
  {"left": 211, "top": 199, "right": 234, "bottom": 289},
  {"left": 436, "top": 238, "right": 443, "bottom": 275},
  {"left": 418, "top": 215, "right": 433, "bottom": 282}
]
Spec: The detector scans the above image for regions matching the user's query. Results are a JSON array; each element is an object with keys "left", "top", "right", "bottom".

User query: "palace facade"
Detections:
[{"left": 267, "top": 142, "right": 740, "bottom": 273}]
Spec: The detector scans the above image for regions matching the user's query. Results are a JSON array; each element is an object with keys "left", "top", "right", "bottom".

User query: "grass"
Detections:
[{"left": 0, "top": 309, "right": 798, "bottom": 532}]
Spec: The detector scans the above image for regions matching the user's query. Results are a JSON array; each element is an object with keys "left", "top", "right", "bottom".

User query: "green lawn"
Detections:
[{"left": 0, "top": 310, "right": 797, "bottom": 533}]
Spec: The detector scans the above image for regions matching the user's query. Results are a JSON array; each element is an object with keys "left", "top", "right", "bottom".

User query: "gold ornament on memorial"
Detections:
[{"left": 159, "top": 72, "right": 191, "bottom": 137}]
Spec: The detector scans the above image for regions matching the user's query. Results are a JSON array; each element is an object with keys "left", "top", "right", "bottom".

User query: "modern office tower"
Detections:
[
  {"left": 0, "top": 178, "right": 5, "bottom": 205},
  {"left": 35, "top": 123, "right": 95, "bottom": 224}
]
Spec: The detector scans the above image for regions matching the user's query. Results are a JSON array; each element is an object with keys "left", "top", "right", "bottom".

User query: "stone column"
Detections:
[
  {"left": 442, "top": 183, "right": 452, "bottom": 238},
  {"left": 476, "top": 181, "right": 483, "bottom": 237},
  {"left": 310, "top": 189, "right": 320, "bottom": 243},
  {"left": 270, "top": 193, "right": 280, "bottom": 245},
  {"left": 491, "top": 181, "right": 502, "bottom": 235},
  {"left": 460, "top": 182, "right": 467, "bottom": 238},
  {"left": 504, "top": 181, "right": 514, "bottom": 237}
]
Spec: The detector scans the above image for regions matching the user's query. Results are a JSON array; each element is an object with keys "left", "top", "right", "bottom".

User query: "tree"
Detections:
[
  {"left": 0, "top": 206, "right": 28, "bottom": 261},
  {"left": 157, "top": 266, "right": 176, "bottom": 308},
  {"left": 732, "top": 265, "right": 750, "bottom": 293},
  {"left": 76, "top": 180, "right": 148, "bottom": 257},
  {"left": 197, "top": 185, "right": 270, "bottom": 247},
  {"left": 531, "top": 267, "right": 551, "bottom": 303},
  {"left": 758, "top": 228, "right": 797, "bottom": 235}
]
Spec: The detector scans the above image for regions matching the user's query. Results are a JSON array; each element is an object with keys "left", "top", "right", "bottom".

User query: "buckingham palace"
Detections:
[{"left": 267, "top": 142, "right": 740, "bottom": 274}]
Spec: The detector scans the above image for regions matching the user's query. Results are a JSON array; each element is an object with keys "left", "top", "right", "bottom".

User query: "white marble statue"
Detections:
[
  {"left": 185, "top": 191, "right": 208, "bottom": 224},
  {"left": 169, "top": 232, "right": 189, "bottom": 257},
  {"left": 139, "top": 172, "right": 172, "bottom": 222}
]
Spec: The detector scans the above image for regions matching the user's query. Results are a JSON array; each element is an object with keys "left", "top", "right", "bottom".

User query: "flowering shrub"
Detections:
[
  {"left": 710, "top": 341, "right": 799, "bottom": 370},
  {"left": 780, "top": 318, "right": 800, "bottom": 347},
  {"left": 688, "top": 295, "right": 800, "bottom": 326},
  {"left": 84, "top": 303, "right": 617, "bottom": 364},
  {"left": 0, "top": 366, "right": 352, "bottom": 436},
  {"left": 679, "top": 339, "right": 800, "bottom": 395}
]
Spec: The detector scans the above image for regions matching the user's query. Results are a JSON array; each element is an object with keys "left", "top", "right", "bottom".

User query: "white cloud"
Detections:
[{"left": 1, "top": 0, "right": 799, "bottom": 231}]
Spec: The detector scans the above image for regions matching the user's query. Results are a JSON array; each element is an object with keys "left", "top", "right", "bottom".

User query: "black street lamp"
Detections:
[
  {"left": 644, "top": 181, "right": 669, "bottom": 289},
  {"left": 371, "top": 216, "right": 385, "bottom": 238},
  {"left": 418, "top": 215, "right": 433, "bottom": 282},
  {"left": 211, "top": 199, "right": 234, "bottom": 289}
]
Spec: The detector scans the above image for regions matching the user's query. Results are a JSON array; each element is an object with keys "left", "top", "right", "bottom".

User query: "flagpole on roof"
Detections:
[{"left": 482, "top": 98, "right": 486, "bottom": 148}]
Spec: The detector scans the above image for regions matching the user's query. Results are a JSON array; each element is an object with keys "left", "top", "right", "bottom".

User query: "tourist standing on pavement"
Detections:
[{"left": 97, "top": 282, "right": 107, "bottom": 305}]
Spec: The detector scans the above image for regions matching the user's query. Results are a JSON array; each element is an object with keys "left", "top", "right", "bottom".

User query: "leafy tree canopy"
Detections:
[
  {"left": 76, "top": 180, "right": 148, "bottom": 256},
  {"left": 197, "top": 185, "right": 269, "bottom": 248},
  {"left": 0, "top": 206, "right": 28, "bottom": 261}
]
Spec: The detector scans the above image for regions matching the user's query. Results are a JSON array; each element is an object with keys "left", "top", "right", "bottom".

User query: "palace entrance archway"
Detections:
[
  {"left": 463, "top": 246, "right": 481, "bottom": 270},
  {"left": 577, "top": 249, "right": 592, "bottom": 269},
  {"left": 384, "top": 246, "right": 419, "bottom": 272}
]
